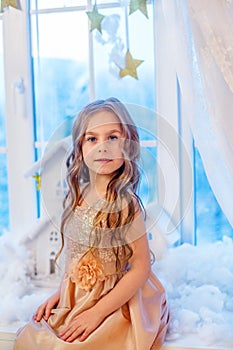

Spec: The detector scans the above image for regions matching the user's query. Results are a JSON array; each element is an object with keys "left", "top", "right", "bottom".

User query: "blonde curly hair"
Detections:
[{"left": 57, "top": 97, "right": 143, "bottom": 272}]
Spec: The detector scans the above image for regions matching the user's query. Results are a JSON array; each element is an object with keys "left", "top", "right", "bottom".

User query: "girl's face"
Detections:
[{"left": 82, "top": 111, "right": 125, "bottom": 177}]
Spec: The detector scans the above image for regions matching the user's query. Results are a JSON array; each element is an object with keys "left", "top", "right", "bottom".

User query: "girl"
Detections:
[{"left": 14, "top": 98, "right": 169, "bottom": 350}]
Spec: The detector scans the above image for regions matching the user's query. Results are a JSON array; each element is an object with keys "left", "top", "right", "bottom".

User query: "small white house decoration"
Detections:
[
  {"left": 22, "top": 136, "right": 71, "bottom": 280},
  {"left": 20, "top": 216, "right": 61, "bottom": 280}
]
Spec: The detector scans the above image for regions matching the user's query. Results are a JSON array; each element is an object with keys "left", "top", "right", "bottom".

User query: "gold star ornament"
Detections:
[
  {"left": 1, "top": 0, "right": 19, "bottom": 12},
  {"left": 33, "top": 173, "right": 41, "bottom": 191},
  {"left": 86, "top": 8, "right": 105, "bottom": 33},
  {"left": 119, "top": 50, "right": 144, "bottom": 79},
  {"left": 129, "top": 0, "right": 148, "bottom": 18}
]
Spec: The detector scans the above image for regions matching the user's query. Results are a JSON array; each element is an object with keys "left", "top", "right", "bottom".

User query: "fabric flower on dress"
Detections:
[{"left": 70, "top": 253, "right": 105, "bottom": 291}]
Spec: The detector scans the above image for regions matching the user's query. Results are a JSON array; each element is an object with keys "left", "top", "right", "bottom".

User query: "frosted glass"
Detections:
[
  {"left": 31, "top": 11, "right": 90, "bottom": 141},
  {"left": 0, "top": 153, "right": 9, "bottom": 235},
  {"left": 195, "top": 148, "right": 233, "bottom": 243},
  {"left": 93, "top": 5, "right": 155, "bottom": 109}
]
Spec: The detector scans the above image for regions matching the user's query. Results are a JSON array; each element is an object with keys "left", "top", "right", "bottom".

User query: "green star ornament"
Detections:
[
  {"left": 1, "top": 0, "right": 19, "bottom": 12},
  {"left": 129, "top": 0, "right": 148, "bottom": 18},
  {"left": 119, "top": 50, "right": 144, "bottom": 79},
  {"left": 86, "top": 8, "right": 105, "bottom": 33}
]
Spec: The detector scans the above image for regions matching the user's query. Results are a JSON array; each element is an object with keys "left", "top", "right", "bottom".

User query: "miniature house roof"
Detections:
[
  {"left": 20, "top": 215, "right": 55, "bottom": 244},
  {"left": 24, "top": 136, "right": 71, "bottom": 178}
]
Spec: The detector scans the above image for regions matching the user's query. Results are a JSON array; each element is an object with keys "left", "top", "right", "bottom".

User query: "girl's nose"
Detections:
[{"left": 98, "top": 141, "right": 108, "bottom": 152}]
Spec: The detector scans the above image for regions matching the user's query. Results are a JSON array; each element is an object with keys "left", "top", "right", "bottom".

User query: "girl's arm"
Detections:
[{"left": 94, "top": 230, "right": 151, "bottom": 316}]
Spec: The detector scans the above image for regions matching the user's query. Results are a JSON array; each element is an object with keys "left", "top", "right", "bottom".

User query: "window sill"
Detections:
[{"left": 0, "top": 326, "right": 229, "bottom": 350}]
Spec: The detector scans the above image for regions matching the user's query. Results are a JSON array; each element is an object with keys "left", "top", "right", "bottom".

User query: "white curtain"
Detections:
[{"left": 160, "top": 0, "right": 233, "bottom": 227}]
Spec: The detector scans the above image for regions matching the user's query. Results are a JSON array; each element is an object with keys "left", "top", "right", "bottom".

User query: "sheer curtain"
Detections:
[{"left": 160, "top": 0, "right": 233, "bottom": 227}]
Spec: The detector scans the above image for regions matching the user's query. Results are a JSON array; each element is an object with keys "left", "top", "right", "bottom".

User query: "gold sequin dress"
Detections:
[{"left": 14, "top": 202, "right": 169, "bottom": 350}]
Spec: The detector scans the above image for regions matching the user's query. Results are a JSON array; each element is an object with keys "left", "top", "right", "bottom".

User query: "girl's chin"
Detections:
[
  {"left": 88, "top": 162, "right": 124, "bottom": 176},
  {"left": 88, "top": 168, "right": 119, "bottom": 177}
]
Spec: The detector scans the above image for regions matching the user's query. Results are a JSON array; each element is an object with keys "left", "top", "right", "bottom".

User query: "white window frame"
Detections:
[{"left": 2, "top": 1, "right": 37, "bottom": 236}]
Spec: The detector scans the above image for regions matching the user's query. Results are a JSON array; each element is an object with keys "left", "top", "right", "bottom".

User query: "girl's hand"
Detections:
[
  {"left": 33, "top": 291, "right": 60, "bottom": 322},
  {"left": 59, "top": 307, "right": 104, "bottom": 343}
]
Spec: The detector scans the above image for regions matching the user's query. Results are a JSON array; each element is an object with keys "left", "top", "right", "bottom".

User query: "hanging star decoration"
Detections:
[
  {"left": 33, "top": 173, "right": 41, "bottom": 191},
  {"left": 119, "top": 50, "right": 144, "bottom": 79},
  {"left": 1, "top": 0, "right": 19, "bottom": 12},
  {"left": 86, "top": 7, "right": 105, "bottom": 33},
  {"left": 129, "top": 0, "right": 148, "bottom": 18}
]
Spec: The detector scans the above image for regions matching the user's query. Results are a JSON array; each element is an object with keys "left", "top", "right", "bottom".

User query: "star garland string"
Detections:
[
  {"left": 86, "top": 1, "right": 145, "bottom": 79},
  {"left": 129, "top": 0, "right": 148, "bottom": 18},
  {"left": 86, "top": 3, "right": 105, "bottom": 33},
  {"left": 0, "top": 0, "right": 19, "bottom": 12},
  {"left": 118, "top": 4, "right": 144, "bottom": 79}
]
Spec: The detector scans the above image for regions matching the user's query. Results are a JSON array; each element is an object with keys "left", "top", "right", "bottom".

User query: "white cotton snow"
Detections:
[
  {"left": 0, "top": 231, "right": 233, "bottom": 348},
  {"left": 154, "top": 236, "right": 233, "bottom": 347},
  {"left": 0, "top": 232, "right": 48, "bottom": 325}
]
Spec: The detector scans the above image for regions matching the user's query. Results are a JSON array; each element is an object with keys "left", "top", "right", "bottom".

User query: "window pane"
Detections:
[
  {"left": 140, "top": 146, "right": 157, "bottom": 204},
  {"left": 194, "top": 148, "right": 233, "bottom": 243},
  {"left": 30, "top": 3, "right": 158, "bottom": 206},
  {"left": 93, "top": 4, "right": 155, "bottom": 109},
  {"left": 0, "top": 154, "right": 9, "bottom": 235},
  {"left": 0, "top": 19, "right": 9, "bottom": 235},
  {"left": 31, "top": 11, "right": 90, "bottom": 141}
]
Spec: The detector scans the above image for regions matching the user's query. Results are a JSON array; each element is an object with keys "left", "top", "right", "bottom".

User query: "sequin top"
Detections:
[{"left": 64, "top": 201, "right": 127, "bottom": 277}]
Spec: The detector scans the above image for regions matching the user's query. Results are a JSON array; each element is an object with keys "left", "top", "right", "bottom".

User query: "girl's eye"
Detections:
[
  {"left": 87, "top": 137, "right": 97, "bottom": 142},
  {"left": 109, "top": 135, "right": 118, "bottom": 141}
]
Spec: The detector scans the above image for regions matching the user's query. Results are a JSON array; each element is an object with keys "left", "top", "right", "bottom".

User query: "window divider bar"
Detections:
[
  {"left": 87, "top": 0, "right": 95, "bottom": 101},
  {"left": 3, "top": 1, "right": 37, "bottom": 237},
  {"left": 30, "top": 3, "right": 123, "bottom": 15}
]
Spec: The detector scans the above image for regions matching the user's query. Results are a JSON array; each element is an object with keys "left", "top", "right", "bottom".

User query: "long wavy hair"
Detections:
[{"left": 57, "top": 97, "right": 143, "bottom": 271}]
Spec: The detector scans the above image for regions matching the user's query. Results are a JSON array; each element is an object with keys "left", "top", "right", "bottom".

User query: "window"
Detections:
[
  {"left": 30, "top": 1, "right": 157, "bottom": 212},
  {"left": 30, "top": 2, "right": 155, "bottom": 139},
  {"left": 0, "top": 15, "right": 9, "bottom": 235},
  {"left": 1, "top": 0, "right": 231, "bottom": 245},
  {"left": 194, "top": 147, "right": 233, "bottom": 244},
  {"left": 30, "top": 7, "right": 90, "bottom": 142},
  {"left": 92, "top": 6, "right": 155, "bottom": 108}
]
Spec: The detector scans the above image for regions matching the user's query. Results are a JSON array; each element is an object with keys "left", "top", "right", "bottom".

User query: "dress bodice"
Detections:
[{"left": 64, "top": 202, "right": 127, "bottom": 278}]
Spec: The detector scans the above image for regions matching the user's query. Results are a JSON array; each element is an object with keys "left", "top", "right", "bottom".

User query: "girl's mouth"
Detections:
[{"left": 95, "top": 158, "right": 112, "bottom": 163}]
